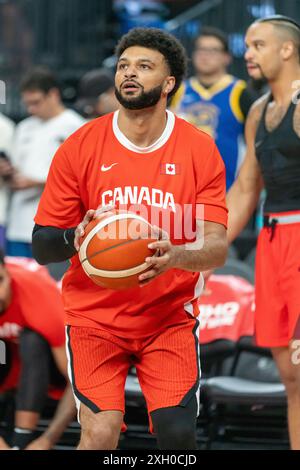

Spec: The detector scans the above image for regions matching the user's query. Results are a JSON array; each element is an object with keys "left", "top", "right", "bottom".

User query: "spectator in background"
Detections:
[
  {"left": 0, "top": 113, "right": 15, "bottom": 249},
  {"left": 4, "top": 67, "right": 85, "bottom": 258},
  {"left": 113, "top": 0, "right": 168, "bottom": 33},
  {"left": 75, "top": 68, "right": 118, "bottom": 119},
  {"left": 170, "top": 27, "right": 256, "bottom": 190},
  {"left": 0, "top": 255, "right": 75, "bottom": 450}
]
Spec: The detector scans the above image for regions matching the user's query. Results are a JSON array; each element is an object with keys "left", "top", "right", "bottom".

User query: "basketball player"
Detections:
[
  {"left": 32, "top": 28, "right": 228, "bottom": 450},
  {"left": 226, "top": 15, "right": 300, "bottom": 449},
  {"left": 0, "top": 255, "right": 75, "bottom": 450},
  {"left": 170, "top": 27, "right": 255, "bottom": 190}
]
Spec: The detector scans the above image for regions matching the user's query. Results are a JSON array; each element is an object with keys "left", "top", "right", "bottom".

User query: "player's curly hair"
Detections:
[{"left": 115, "top": 28, "right": 187, "bottom": 98}]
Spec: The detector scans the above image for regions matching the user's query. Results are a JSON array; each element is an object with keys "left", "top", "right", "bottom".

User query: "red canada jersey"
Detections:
[
  {"left": 35, "top": 111, "right": 227, "bottom": 338},
  {"left": 0, "top": 257, "right": 65, "bottom": 347}
]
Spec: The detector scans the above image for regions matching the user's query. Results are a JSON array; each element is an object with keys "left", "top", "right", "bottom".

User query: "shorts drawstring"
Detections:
[{"left": 263, "top": 216, "right": 278, "bottom": 242}]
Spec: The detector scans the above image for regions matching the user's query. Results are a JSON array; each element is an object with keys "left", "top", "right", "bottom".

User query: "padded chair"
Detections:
[
  {"left": 201, "top": 336, "right": 287, "bottom": 448},
  {"left": 200, "top": 340, "right": 237, "bottom": 378}
]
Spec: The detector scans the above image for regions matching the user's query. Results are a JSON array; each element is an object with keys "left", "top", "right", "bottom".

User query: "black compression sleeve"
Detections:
[{"left": 32, "top": 224, "right": 77, "bottom": 265}]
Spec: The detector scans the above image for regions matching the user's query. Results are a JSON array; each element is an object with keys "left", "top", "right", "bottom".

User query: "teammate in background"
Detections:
[
  {"left": 0, "top": 113, "right": 15, "bottom": 249},
  {"left": 0, "top": 255, "right": 75, "bottom": 450},
  {"left": 5, "top": 67, "right": 85, "bottom": 258},
  {"left": 226, "top": 15, "right": 300, "bottom": 449},
  {"left": 75, "top": 68, "right": 119, "bottom": 119},
  {"left": 170, "top": 27, "right": 256, "bottom": 190},
  {"left": 32, "top": 28, "right": 228, "bottom": 450}
]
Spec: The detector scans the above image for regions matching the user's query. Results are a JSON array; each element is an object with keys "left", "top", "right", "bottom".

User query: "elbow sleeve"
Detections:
[{"left": 32, "top": 224, "right": 77, "bottom": 264}]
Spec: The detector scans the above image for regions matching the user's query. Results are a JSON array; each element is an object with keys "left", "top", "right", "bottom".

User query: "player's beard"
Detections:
[{"left": 115, "top": 83, "right": 163, "bottom": 110}]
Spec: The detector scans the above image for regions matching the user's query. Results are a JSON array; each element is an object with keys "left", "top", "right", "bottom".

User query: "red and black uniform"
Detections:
[
  {"left": 35, "top": 110, "right": 227, "bottom": 429},
  {"left": 0, "top": 258, "right": 65, "bottom": 396},
  {"left": 255, "top": 97, "right": 300, "bottom": 347}
]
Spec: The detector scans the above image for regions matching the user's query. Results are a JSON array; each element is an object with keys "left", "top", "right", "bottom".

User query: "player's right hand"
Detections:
[
  {"left": 74, "top": 209, "right": 96, "bottom": 251},
  {"left": 74, "top": 205, "right": 115, "bottom": 251}
]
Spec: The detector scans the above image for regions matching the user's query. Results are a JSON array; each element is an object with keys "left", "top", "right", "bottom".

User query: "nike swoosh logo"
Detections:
[{"left": 101, "top": 163, "right": 118, "bottom": 172}]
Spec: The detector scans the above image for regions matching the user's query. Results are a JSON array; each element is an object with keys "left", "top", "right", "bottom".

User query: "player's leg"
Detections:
[
  {"left": 255, "top": 226, "right": 300, "bottom": 447},
  {"left": 0, "top": 343, "right": 14, "bottom": 449},
  {"left": 66, "top": 326, "right": 130, "bottom": 450},
  {"left": 78, "top": 405, "right": 123, "bottom": 450},
  {"left": 151, "top": 395, "right": 198, "bottom": 450},
  {"left": 13, "top": 328, "right": 51, "bottom": 448},
  {"left": 271, "top": 346, "right": 300, "bottom": 450},
  {"left": 272, "top": 224, "right": 300, "bottom": 450},
  {"left": 136, "top": 316, "right": 200, "bottom": 450}
]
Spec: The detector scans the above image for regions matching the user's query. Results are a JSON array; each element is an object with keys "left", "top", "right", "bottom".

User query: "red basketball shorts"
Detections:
[
  {"left": 65, "top": 315, "right": 200, "bottom": 433},
  {"left": 255, "top": 219, "right": 300, "bottom": 347}
]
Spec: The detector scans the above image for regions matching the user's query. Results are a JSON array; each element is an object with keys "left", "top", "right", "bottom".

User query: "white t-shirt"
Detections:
[
  {"left": 0, "top": 113, "right": 15, "bottom": 226},
  {"left": 7, "top": 109, "right": 85, "bottom": 242}
]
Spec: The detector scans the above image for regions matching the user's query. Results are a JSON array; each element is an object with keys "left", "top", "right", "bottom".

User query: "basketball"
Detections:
[{"left": 78, "top": 209, "right": 158, "bottom": 290}]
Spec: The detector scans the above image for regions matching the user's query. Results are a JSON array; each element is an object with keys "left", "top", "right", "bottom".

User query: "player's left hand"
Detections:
[
  {"left": 139, "top": 226, "right": 180, "bottom": 286},
  {"left": 24, "top": 435, "right": 53, "bottom": 450}
]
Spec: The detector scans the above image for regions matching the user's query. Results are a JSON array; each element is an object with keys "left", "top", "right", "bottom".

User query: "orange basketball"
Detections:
[{"left": 79, "top": 209, "right": 158, "bottom": 290}]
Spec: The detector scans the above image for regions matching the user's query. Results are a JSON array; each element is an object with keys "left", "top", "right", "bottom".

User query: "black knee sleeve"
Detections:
[
  {"left": 150, "top": 396, "right": 198, "bottom": 450},
  {"left": 16, "top": 328, "right": 51, "bottom": 413},
  {"left": 11, "top": 428, "right": 36, "bottom": 449}
]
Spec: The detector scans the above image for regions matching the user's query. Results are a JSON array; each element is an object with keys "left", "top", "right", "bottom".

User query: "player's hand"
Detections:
[
  {"left": 25, "top": 435, "right": 53, "bottom": 451},
  {"left": 139, "top": 226, "right": 180, "bottom": 285},
  {"left": 74, "top": 205, "right": 115, "bottom": 251}
]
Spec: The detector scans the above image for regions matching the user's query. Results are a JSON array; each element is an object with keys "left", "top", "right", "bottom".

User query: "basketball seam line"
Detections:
[{"left": 81, "top": 237, "right": 151, "bottom": 264}]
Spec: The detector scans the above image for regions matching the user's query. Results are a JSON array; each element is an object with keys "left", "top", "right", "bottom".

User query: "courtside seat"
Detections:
[
  {"left": 202, "top": 377, "right": 285, "bottom": 406},
  {"left": 200, "top": 340, "right": 236, "bottom": 377},
  {"left": 202, "top": 336, "right": 286, "bottom": 406},
  {"left": 201, "top": 336, "right": 288, "bottom": 447}
]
